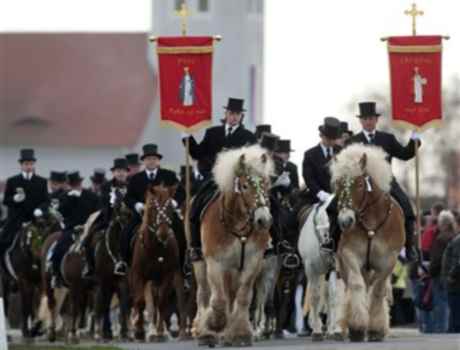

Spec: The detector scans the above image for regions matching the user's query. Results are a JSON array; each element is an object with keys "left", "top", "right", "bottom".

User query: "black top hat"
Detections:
[
  {"left": 68, "top": 171, "right": 84, "bottom": 185},
  {"left": 90, "top": 168, "right": 106, "bottom": 184},
  {"left": 340, "top": 121, "right": 353, "bottom": 136},
  {"left": 255, "top": 124, "right": 272, "bottom": 139},
  {"left": 276, "top": 139, "right": 294, "bottom": 153},
  {"left": 141, "top": 143, "right": 163, "bottom": 160},
  {"left": 357, "top": 102, "right": 381, "bottom": 118},
  {"left": 318, "top": 117, "right": 341, "bottom": 140},
  {"left": 125, "top": 153, "right": 141, "bottom": 166},
  {"left": 223, "top": 98, "right": 246, "bottom": 112},
  {"left": 111, "top": 158, "right": 129, "bottom": 171},
  {"left": 50, "top": 171, "right": 67, "bottom": 183},
  {"left": 260, "top": 133, "right": 280, "bottom": 152},
  {"left": 18, "top": 148, "right": 36, "bottom": 162}
]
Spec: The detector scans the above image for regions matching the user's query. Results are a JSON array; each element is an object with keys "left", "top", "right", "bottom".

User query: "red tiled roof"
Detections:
[{"left": 0, "top": 33, "right": 155, "bottom": 147}]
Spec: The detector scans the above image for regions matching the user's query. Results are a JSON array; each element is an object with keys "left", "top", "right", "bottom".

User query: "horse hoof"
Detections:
[
  {"left": 333, "top": 332, "right": 344, "bottom": 341},
  {"left": 119, "top": 334, "right": 132, "bottom": 342},
  {"left": 273, "top": 331, "right": 284, "bottom": 339},
  {"left": 48, "top": 330, "right": 57, "bottom": 343},
  {"left": 156, "top": 334, "right": 168, "bottom": 343},
  {"left": 198, "top": 334, "right": 218, "bottom": 347},
  {"left": 178, "top": 332, "right": 190, "bottom": 341},
  {"left": 232, "top": 334, "right": 253, "bottom": 347},
  {"left": 349, "top": 329, "right": 365, "bottom": 342},
  {"left": 312, "top": 332, "right": 324, "bottom": 342},
  {"left": 69, "top": 336, "right": 79, "bottom": 345},
  {"left": 135, "top": 331, "right": 145, "bottom": 342},
  {"left": 368, "top": 330, "right": 385, "bottom": 342}
]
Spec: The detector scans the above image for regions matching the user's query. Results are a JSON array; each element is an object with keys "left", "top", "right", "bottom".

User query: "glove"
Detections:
[
  {"left": 410, "top": 130, "right": 421, "bottom": 140},
  {"left": 13, "top": 193, "right": 26, "bottom": 203},
  {"left": 33, "top": 208, "right": 43, "bottom": 218},
  {"left": 171, "top": 199, "right": 178, "bottom": 209},
  {"left": 317, "top": 190, "right": 332, "bottom": 203},
  {"left": 273, "top": 172, "right": 291, "bottom": 188},
  {"left": 68, "top": 190, "right": 81, "bottom": 197},
  {"left": 181, "top": 132, "right": 192, "bottom": 139},
  {"left": 135, "top": 202, "right": 145, "bottom": 214},
  {"left": 109, "top": 191, "right": 117, "bottom": 207}
]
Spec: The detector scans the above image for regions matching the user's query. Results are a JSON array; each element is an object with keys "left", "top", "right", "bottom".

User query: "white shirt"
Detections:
[
  {"left": 363, "top": 129, "right": 377, "bottom": 143},
  {"left": 22, "top": 172, "right": 33, "bottom": 180},
  {"left": 145, "top": 168, "right": 158, "bottom": 180},
  {"left": 319, "top": 143, "right": 333, "bottom": 159},
  {"left": 225, "top": 124, "right": 239, "bottom": 137}
]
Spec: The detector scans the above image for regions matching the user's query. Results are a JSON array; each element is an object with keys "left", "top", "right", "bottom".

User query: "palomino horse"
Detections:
[
  {"left": 297, "top": 196, "right": 345, "bottom": 341},
  {"left": 130, "top": 184, "right": 187, "bottom": 342},
  {"left": 194, "top": 145, "right": 273, "bottom": 347},
  {"left": 330, "top": 144, "right": 405, "bottom": 342},
  {"left": 3, "top": 207, "right": 61, "bottom": 341}
]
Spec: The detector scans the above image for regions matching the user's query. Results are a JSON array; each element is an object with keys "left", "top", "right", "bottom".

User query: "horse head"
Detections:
[
  {"left": 111, "top": 188, "right": 131, "bottom": 226},
  {"left": 144, "top": 184, "right": 177, "bottom": 245}
]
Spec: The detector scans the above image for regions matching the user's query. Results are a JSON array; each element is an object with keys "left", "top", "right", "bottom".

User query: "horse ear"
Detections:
[
  {"left": 360, "top": 153, "right": 367, "bottom": 171},
  {"left": 239, "top": 154, "right": 246, "bottom": 169},
  {"left": 261, "top": 153, "right": 267, "bottom": 164}
]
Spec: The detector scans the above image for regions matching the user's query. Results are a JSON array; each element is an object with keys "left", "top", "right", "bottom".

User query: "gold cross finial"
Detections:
[
  {"left": 404, "top": 3, "right": 424, "bottom": 36},
  {"left": 176, "top": 2, "right": 190, "bottom": 36}
]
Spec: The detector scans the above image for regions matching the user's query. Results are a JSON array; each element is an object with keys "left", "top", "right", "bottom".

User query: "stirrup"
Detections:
[
  {"left": 282, "top": 253, "right": 301, "bottom": 270},
  {"left": 114, "top": 261, "right": 127, "bottom": 276},
  {"left": 188, "top": 247, "right": 203, "bottom": 262}
]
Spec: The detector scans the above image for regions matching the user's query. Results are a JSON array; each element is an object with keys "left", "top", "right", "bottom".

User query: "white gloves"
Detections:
[
  {"left": 109, "top": 190, "right": 117, "bottom": 207},
  {"left": 181, "top": 132, "right": 192, "bottom": 139},
  {"left": 135, "top": 202, "right": 145, "bottom": 214},
  {"left": 273, "top": 172, "right": 291, "bottom": 188},
  {"left": 410, "top": 130, "right": 421, "bottom": 140},
  {"left": 13, "top": 193, "right": 26, "bottom": 203},
  {"left": 33, "top": 208, "right": 43, "bottom": 218},
  {"left": 317, "top": 190, "right": 332, "bottom": 203},
  {"left": 171, "top": 199, "right": 178, "bottom": 209},
  {"left": 68, "top": 190, "right": 81, "bottom": 197}
]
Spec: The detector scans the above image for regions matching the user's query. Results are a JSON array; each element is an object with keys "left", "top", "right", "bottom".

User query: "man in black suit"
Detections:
[
  {"left": 125, "top": 153, "right": 142, "bottom": 179},
  {"left": 348, "top": 101, "right": 421, "bottom": 260},
  {"left": 119, "top": 144, "right": 180, "bottom": 275},
  {"left": 50, "top": 171, "right": 100, "bottom": 287},
  {"left": 1, "top": 149, "right": 49, "bottom": 256},
  {"left": 274, "top": 139, "right": 299, "bottom": 194},
  {"left": 181, "top": 98, "right": 257, "bottom": 261}
]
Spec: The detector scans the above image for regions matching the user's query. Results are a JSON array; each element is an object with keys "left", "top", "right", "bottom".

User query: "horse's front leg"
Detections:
[
  {"left": 306, "top": 273, "right": 324, "bottom": 341},
  {"left": 368, "top": 273, "right": 392, "bottom": 342},
  {"left": 326, "top": 270, "right": 344, "bottom": 341},
  {"left": 117, "top": 278, "right": 132, "bottom": 341},
  {"left": 173, "top": 270, "right": 187, "bottom": 340},
  {"left": 19, "top": 281, "right": 33, "bottom": 341},
  {"left": 192, "top": 260, "right": 209, "bottom": 337},
  {"left": 131, "top": 276, "right": 147, "bottom": 342}
]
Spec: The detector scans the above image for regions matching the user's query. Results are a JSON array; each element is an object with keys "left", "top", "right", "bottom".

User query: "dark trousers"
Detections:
[
  {"left": 120, "top": 214, "right": 141, "bottom": 264},
  {"left": 448, "top": 292, "right": 460, "bottom": 333},
  {"left": 390, "top": 180, "right": 415, "bottom": 247},
  {"left": 52, "top": 229, "right": 75, "bottom": 274}
]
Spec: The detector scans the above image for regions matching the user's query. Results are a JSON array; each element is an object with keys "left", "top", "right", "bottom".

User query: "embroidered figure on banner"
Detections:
[
  {"left": 413, "top": 66, "right": 427, "bottom": 104},
  {"left": 179, "top": 66, "right": 195, "bottom": 106}
]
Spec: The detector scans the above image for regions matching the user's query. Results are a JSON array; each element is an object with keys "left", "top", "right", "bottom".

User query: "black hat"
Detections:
[
  {"left": 111, "top": 158, "right": 129, "bottom": 171},
  {"left": 276, "top": 139, "right": 294, "bottom": 153},
  {"left": 125, "top": 153, "right": 141, "bottom": 166},
  {"left": 18, "top": 148, "right": 36, "bottom": 162},
  {"left": 223, "top": 98, "right": 246, "bottom": 112},
  {"left": 68, "top": 171, "right": 84, "bottom": 185},
  {"left": 141, "top": 143, "right": 163, "bottom": 160},
  {"left": 340, "top": 121, "right": 354, "bottom": 136},
  {"left": 50, "top": 171, "right": 67, "bottom": 183},
  {"left": 357, "top": 102, "right": 381, "bottom": 118},
  {"left": 260, "top": 133, "right": 280, "bottom": 152},
  {"left": 90, "top": 168, "right": 106, "bottom": 184},
  {"left": 255, "top": 124, "right": 272, "bottom": 139},
  {"left": 318, "top": 117, "right": 341, "bottom": 140}
]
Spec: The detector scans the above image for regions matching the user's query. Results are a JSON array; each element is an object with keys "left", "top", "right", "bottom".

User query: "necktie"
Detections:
[
  {"left": 149, "top": 172, "right": 155, "bottom": 182},
  {"left": 368, "top": 133, "right": 375, "bottom": 144},
  {"left": 227, "top": 126, "right": 233, "bottom": 138},
  {"left": 326, "top": 148, "right": 332, "bottom": 161}
]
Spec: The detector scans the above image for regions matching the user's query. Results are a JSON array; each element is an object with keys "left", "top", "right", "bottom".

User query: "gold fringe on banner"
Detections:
[
  {"left": 388, "top": 44, "right": 442, "bottom": 53},
  {"left": 157, "top": 46, "right": 214, "bottom": 54}
]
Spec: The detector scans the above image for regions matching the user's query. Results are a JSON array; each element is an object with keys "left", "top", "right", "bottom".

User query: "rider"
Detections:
[
  {"left": 181, "top": 98, "right": 257, "bottom": 262},
  {"left": 347, "top": 101, "right": 421, "bottom": 261},
  {"left": 125, "top": 153, "right": 142, "bottom": 179},
  {"left": 82, "top": 158, "right": 130, "bottom": 278},
  {"left": 1, "top": 149, "right": 49, "bottom": 258}
]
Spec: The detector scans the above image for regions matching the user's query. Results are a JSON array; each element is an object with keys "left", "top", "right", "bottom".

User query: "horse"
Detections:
[
  {"left": 130, "top": 184, "right": 187, "bottom": 342},
  {"left": 329, "top": 144, "right": 405, "bottom": 342},
  {"left": 297, "top": 196, "right": 345, "bottom": 341},
  {"left": 193, "top": 145, "right": 273, "bottom": 347},
  {"left": 92, "top": 189, "right": 133, "bottom": 342},
  {"left": 3, "top": 206, "right": 61, "bottom": 341}
]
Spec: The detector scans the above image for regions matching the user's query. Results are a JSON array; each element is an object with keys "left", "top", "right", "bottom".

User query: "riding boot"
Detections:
[
  {"left": 404, "top": 218, "right": 418, "bottom": 262},
  {"left": 187, "top": 216, "right": 203, "bottom": 262}
]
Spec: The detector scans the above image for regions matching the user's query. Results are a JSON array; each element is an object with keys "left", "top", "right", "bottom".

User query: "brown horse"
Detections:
[
  {"left": 194, "top": 145, "right": 273, "bottom": 347},
  {"left": 330, "top": 144, "right": 405, "bottom": 342},
  {"left": 130, "top": 184, "right": 187, "bottom": 342},
  {"left": 4, "top": 207, "right": 60, "bottom": 341}
]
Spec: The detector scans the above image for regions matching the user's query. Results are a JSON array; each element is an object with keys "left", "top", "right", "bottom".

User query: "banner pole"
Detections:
[
  {"left": 184, "top": 137, "right": 191, "bottom": 245},
  {"left": 415, "top": 138, "right": 422, "bottom": 260}
]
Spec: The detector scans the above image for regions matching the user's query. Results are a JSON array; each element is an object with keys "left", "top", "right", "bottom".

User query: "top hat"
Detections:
[
  {"left": 223, "top": 98, "right": 246, "bottom": 112},
  {"left": 276, "top": 139, "right": 294, "bottom": 153},
  {"left": 141, "top": 143, "right": 163, "bottom": 160},
  {"left": 255, "top": 124, "right": 272, "bottom": 139},
  {"left": 318, "top": 117, "right": 342, "bottom": 140},
  {"left": 125, "top": 153, "right": 141, "bottom": 166},
  {"left": 68, "top": 171, "right": 84, "bottom": 185},
  {"left": 340, "top": 121, "right": 354, "bottom": 136},
  {"left": 18, "top": 148, "right": 36, "bottom": 162},
  {"left": 90, "top": 168, "right": 106, "bottom": 184},
  {"left": 111, "top": 158, "right": 129, "bottom": 171},
  {"left": 50, "top": 171, "right": 67, "bottom": 183},
  {"left": 357, "top": 102, "right": 381, "bottom": 118},
  {"left": 260, "top": 133, "right": 280, "bottom": 152}
]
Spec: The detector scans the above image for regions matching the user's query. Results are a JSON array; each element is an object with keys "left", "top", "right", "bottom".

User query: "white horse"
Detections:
[{"left": 297, "top": 196, "right": 345, "bottom": 341}]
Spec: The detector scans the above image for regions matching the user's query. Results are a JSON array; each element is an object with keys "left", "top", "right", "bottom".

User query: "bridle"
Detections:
[{"left": 145, "top": 196, "right": 175, "bottom": 246}]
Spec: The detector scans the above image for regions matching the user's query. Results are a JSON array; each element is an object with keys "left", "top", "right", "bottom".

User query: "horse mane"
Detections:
[
  {"left": 330, "top": 144, "right": 393, "bottom": 193},
  {"left": 213, "top": 145, "right": 274, "bottom": 193}
]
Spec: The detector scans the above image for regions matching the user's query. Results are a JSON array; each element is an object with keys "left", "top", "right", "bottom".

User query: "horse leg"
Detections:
[
  {"left": 19, "top": 281, "right": 33, "bottom": 342},
  {"left": 192, "top": 261, "right": 209, "bottom": 338},
  {"left": 368, "top": 274, "right": 391, "bottom": 342},
  {"left": 172, "top": 270, "right": 187, "bottom": 340},
  {"left": 306, "top": 273, "right": 324, "bottom": 341},
  {"left": 118, "top": 279, "right": 131, "bottom": 341},
  {"left": 326, "top": 270, "right": 344, "bottom": 341},
  {"left": 155, "top": 282, "right": 170, "bottom": 343},
  {"left": 68, "top": 289, "right": 80, "bottom": 344},
  {"left": 132, "top": 277, "right": 146, "bottom": 341}
]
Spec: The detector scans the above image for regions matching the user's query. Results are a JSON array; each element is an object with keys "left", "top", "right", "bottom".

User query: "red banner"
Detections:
[
  {"left": 156, "top": 36, "right": 213, "bottom": 131},
  {"left": 387, "top": 36, "right": 443, "bottom": 130}
]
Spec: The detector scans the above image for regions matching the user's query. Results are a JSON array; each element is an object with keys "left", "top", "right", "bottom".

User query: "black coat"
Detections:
[
  {"left": 124, "top": 168, "right": 178, "bottom": 213},
  {"left": 302, "top": 144, "right": 341, "bottom": 203},
  {"left": 186, "top": 125, "right": 256, "bottom": 175},
  {"left": 59, "top": 189, "right": 100, "bottom": 230},
  {"left": 348, "top": 131, "right": 419, "bottom": 164},
  {"left": 271, "top": 158, "right": 299, "bottom": 197},
  {"left": 3, "top": 174, "right": 49, "bottom": 221}
]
